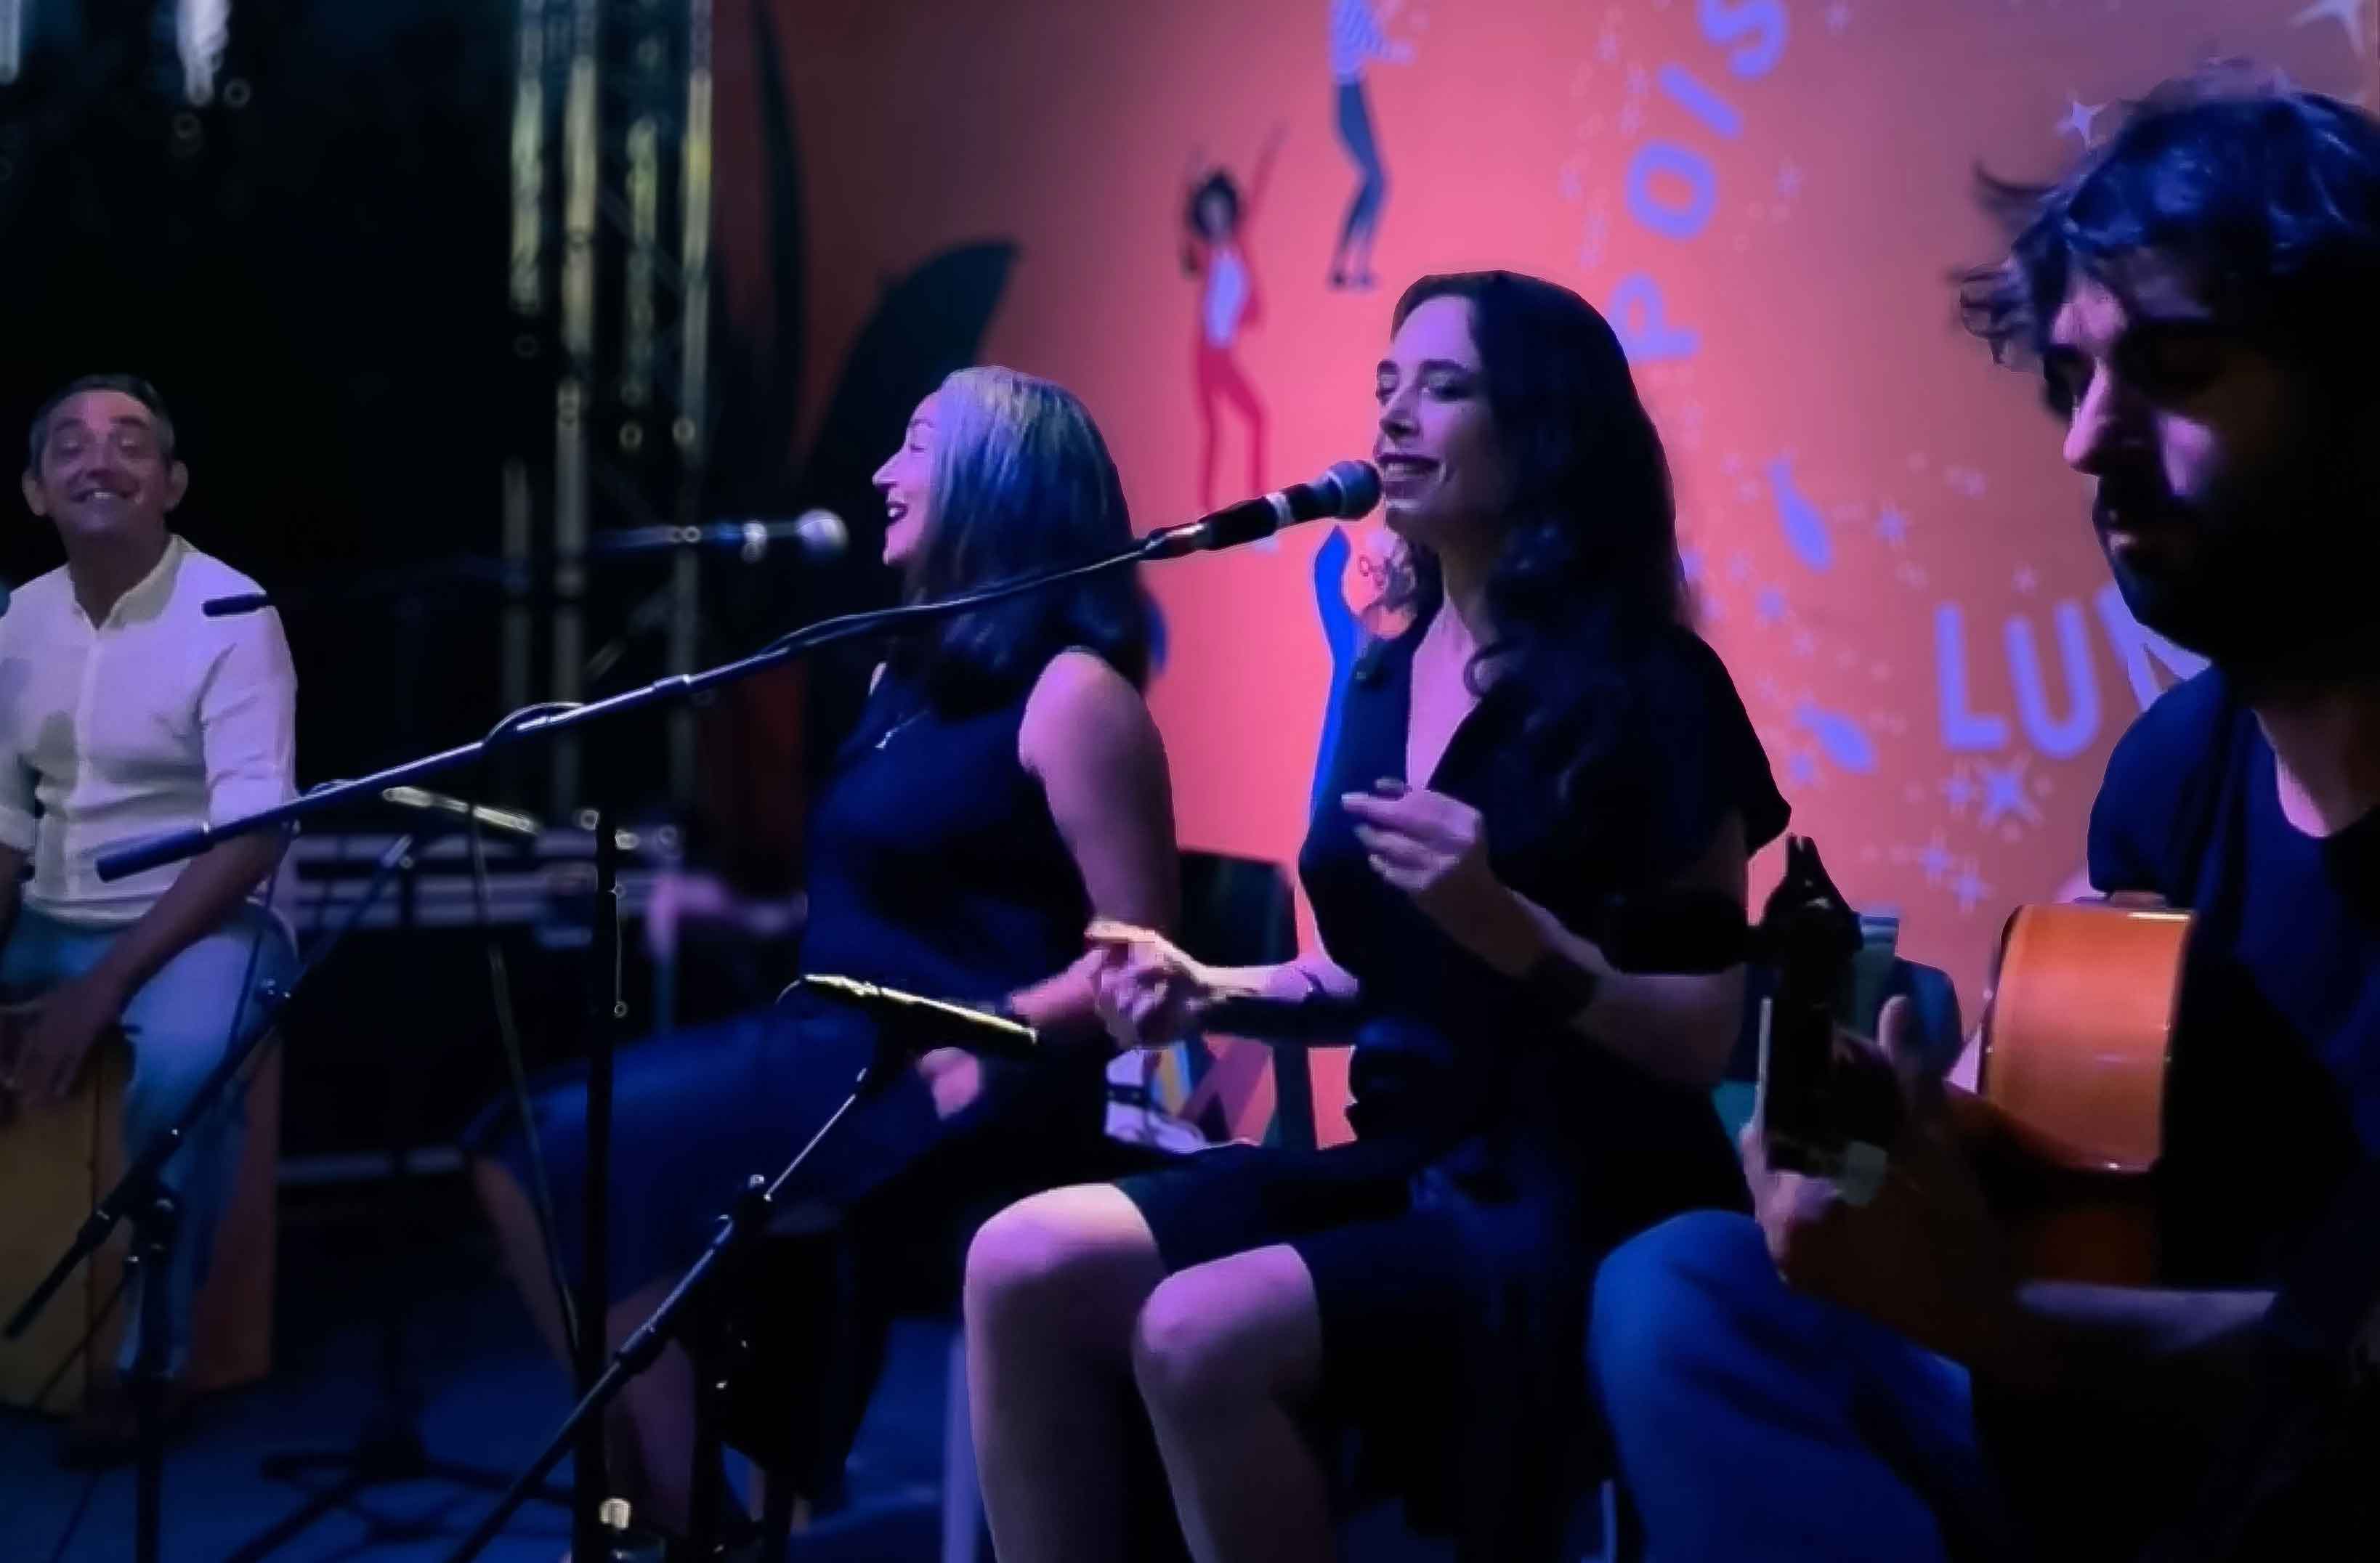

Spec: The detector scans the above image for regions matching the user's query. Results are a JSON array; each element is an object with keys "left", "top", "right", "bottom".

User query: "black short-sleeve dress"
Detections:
[{"left": 1118, "top": 608, "right": 1788, "bottom": 1559}]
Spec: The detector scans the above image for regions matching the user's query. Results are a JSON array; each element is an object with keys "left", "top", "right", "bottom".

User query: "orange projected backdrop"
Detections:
[{"left": 719, "top": 0, "right": 2376, "bottom": 1141}]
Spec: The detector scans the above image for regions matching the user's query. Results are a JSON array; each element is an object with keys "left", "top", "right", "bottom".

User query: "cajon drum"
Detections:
[{"left": 0, "top": 1026, "right": 279, "bottom": 1411}]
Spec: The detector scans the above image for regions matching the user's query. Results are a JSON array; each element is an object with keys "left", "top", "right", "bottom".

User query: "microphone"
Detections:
[
  {"left": 200, "top": 511, "right": 850, "bottom": 616},
  {"left": 1141, "top": 461, "right": 1381, "bottom": 559},
  {"left": 791, "top": 973, "right": 1040, "bottom": 1060},
  {"left": 582, "top": 509, "right": 849, "bottom": 563},
  {"left": 379, "top": 785, "right": 543, "bottom": 840}
]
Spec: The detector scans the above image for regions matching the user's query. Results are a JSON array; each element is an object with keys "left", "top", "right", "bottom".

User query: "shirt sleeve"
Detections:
[
  {"left": 198, "top": 609, "right": 299, "bottom": 827},
  {"left": 2084, "top": 755, "right": 2156, "bottom": 896},
  {"left": 1637, "top": 630, "right": 1791, "bottom": 882},
  {"left": 2084, "top": 671, "right": 2225, "bottom": 899},
  {"left": 0, "top": 625, "right": 34, "bottom": 855},
  {"left": 0, "top": 766, "right": 32, "bottom": 855}
]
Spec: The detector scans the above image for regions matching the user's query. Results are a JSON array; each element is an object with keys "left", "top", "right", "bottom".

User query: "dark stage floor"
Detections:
[
  {"left": 0, "top": 1177, "right": 953, "bottom": 1563},
  {"left": 0, "top": 1176, "right": 1515, "bottom": 1562}
]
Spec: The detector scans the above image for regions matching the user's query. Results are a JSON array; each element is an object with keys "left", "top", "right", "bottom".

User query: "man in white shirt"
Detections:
[{"left": 0, "top": 375, "right": 298, "bottom": 1461}]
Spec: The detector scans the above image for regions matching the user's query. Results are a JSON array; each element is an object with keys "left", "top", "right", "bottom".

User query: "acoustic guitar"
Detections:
[{"left": 1757, "top": 837, "right": 2192, "bottom": 1286}]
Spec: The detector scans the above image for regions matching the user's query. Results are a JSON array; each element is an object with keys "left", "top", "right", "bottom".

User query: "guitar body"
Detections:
[
  {"left": 1754, "top": 840, "right": 2192, "bottom": 1287},
  {"left": 1971, "top": 898, "right": 2193, "bottom": 1286}
]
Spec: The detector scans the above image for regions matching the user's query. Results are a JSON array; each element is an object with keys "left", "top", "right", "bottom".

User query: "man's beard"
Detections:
[{"left": 2098, "top": 455, "right": 2380, "bottom": 689}]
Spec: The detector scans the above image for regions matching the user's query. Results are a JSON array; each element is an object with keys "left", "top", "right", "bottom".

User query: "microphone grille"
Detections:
[
  {"left": 1324, "top": 460, "right": 1381, "bottom": 519},
  {"left": 794, "top": 508, "right": 849, "bottom": 561}
]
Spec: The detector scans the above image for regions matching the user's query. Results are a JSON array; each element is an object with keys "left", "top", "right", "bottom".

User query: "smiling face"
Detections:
[
  {"left": 871, "top": 391, "right": 941, "bottom": 574},
  {"left": 22, "top": 389, "right": 186, "bottom": 551},
  {"left": 1371, "top": 293, "right": 1511, "bottom": 554},
  {"left": 2044, "top": 259, "right": 2372, "bottom": 675}
]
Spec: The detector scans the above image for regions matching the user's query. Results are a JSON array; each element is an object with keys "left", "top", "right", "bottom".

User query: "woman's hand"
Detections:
[
  {"left": 1090, "top": 942, "right": 1216, "bottom": 1052},
  {"left": 1342, "top": 780, "right": 1543, "bottom": 971}
]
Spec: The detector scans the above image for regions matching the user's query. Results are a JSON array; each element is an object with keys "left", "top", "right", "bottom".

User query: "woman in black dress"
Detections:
[
  {"left": 470, "top": 366, "right": 1178, "bottom": 1538},
  {"left": 963, "top": 272, "right": 1787, "bottom": 1562}
]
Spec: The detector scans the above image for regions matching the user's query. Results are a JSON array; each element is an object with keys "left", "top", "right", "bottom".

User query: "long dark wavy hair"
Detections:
[
  {"left": 886, "top": 366, "right": 1151, "bottom": 709},
  {"left": 1382, "top": 270, "right": 1688, "bottom": 809},
  {"left": 1957, "top": 63, "right": 2380, "bottom": 410}
]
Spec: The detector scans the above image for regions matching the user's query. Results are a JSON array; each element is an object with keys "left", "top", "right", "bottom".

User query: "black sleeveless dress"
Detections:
[
  {"left": 477, "top": 655, "right": 1126, "bottom": 1312},
  {"left": 1117, "top": 609, "right": 1787, "bottom": 1559}
]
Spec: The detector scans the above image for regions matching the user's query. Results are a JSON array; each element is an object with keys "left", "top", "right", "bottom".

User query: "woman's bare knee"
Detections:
[
  {"left": 965, "top": 1183, "right": 1164, "bottom": 1353},
  {"left": 1131, "top": 1249, "right": 1320, "bottom": 1426}
]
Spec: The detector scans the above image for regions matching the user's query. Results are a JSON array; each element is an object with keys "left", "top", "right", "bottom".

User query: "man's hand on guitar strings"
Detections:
[{"left": 1746, "top": 996, "right": 2028, "bottom": 1376}]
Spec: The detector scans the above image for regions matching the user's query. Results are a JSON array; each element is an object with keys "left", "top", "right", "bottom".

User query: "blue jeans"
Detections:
[
  {"left": 4, "top": 904, "right": 296, "bottom": 1378},
  {"left": 1587, "top": 1211, "right": 2017, "bottom": 1563}
]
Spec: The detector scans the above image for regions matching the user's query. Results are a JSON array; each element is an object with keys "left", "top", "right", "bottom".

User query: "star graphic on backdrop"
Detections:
[
  {"left": 1792, "top": 630, "right": 1818, "bottom": 657},
  {"left": 1755, "top": 587, "right": 1789, "bottom": 626},
  {"left": 1976, "top": 758, "right": 2045, "bottom": 829},
  {"left": 1941, "top": 768, "right": 1978, "bottom": 816},
  {"left": 2294, "top": 0, "right": 2372, "bottom": 60},
  {"left": 2057, "top": 96, "right": 2107, "bottom": 147},
  {"left": 1950, "top": 860, "right": 1994, "bottom": 914},
  {"left": 1777, "top": 161, "right": 1805, "bottom": 199},
  {"left": 1875, "top": 506, "right": 1909, "bottom": 546},
  {"left": 1826, "top": 1, "right": 1853, "bottom": 31},
  {"left": 1916, "top": 834, "right": 1956, "bottom": 886},
  {"left": 2013, "top": 565, "right": 2038, "bottom": 593}
]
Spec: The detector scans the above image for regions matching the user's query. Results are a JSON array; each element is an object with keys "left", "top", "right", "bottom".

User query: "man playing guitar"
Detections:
[{"left": 1586, "top": 68, "right": 2380, "bottom": 1562}]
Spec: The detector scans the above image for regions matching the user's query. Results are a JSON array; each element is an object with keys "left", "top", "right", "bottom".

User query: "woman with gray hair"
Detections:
[{"left": 469, "top": 365, "right": 1181, "bottom": 1543}]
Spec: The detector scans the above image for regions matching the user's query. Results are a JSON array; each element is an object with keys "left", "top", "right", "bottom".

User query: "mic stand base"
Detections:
[{"left": 222, "top": 1442, "right": 567, "bottom": 1563}]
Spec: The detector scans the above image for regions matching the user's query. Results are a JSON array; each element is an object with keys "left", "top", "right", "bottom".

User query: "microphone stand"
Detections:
[
  {"left": 218, "top": 824, "right": 568, "bottom": 1563},
  {"left": 441, "top": 988, "right": 968, "bottom": 1563},
  {"left": 86, "top": 526, "right": 1221, "bottom": 1562},
  {"left": 5, "top": 829, "right": 424, "bottom": 1563}
]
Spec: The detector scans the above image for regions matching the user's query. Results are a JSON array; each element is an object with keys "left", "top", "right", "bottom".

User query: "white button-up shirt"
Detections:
[{"left": 0, "top": 535, "right": 297, "bottom": 925}]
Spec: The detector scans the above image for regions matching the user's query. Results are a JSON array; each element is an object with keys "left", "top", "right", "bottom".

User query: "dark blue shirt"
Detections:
[
  {"left": 1299, "top": 612, "right": 1788, "bottom": 1227},
  {"left": 800, "top": 665, "right": 1093, "bottom": 1001}
]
